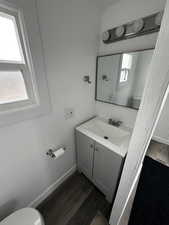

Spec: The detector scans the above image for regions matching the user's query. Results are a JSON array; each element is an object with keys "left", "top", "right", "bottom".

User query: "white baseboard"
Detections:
[
  {"left": 152, "top": 135, "right": 169, "bottom": 145},
  {"left": 28, "top": 165, "right": 76, "bottom": 208}
]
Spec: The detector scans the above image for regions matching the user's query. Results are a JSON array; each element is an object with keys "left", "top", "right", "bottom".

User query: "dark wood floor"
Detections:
[{"left": 37, "top": 172, "right": 111, "bottom": 225}]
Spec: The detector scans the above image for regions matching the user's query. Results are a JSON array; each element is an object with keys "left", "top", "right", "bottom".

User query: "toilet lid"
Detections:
[{"left": 0, "top": 208, "right": 44, "bottom": 225}]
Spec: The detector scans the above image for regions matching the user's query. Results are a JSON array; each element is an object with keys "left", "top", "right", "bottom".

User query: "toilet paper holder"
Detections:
[{"left": 46, "top": 147, "right": 66, "bottom": 159}]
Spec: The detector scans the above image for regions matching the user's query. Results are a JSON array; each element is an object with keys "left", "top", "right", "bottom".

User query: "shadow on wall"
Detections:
[{"left": 0, "top": 200, "right": 18, "bottom": 221}]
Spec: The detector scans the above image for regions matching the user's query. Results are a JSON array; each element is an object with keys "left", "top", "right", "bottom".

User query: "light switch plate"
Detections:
[{"left": 64, "top": 108, "right": 74, "bottom": 120}]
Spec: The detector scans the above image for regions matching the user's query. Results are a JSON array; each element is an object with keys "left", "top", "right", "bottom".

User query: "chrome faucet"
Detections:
[{"left": 108, "top": 119, "right": 122, "bottom": 127}]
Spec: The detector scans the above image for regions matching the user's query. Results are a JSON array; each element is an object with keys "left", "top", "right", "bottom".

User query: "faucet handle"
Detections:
[
  {"left": 117, "top": 121, "right": 123, "bottom": 126},
  {"left": 108, "top": 119, "right": 123, "bottom": 127},
  {"left": 108, "top": 118, "right": 113, "bottom": 124}
]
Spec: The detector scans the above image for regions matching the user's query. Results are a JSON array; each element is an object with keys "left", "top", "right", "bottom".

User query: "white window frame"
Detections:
[
  {"left": 0, "top": 4, "right": 38, "bottom": 112},
  {"left": 0, "top": 1, "right": 50, "bottom": 126}
]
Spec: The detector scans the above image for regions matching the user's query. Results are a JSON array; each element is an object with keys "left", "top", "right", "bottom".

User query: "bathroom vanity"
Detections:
[{"left": 75, "top": 118, "right": 131, "bottom": 202}]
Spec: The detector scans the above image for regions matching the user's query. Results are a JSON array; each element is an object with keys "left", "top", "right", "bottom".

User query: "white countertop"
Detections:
[{"left": 76, "top": 117, "right": 132, "bottom": 158}]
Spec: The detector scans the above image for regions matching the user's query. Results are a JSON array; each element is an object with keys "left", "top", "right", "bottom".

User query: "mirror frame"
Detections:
[{"left": 95, "top": 48, "right": 154, "bottom": 110}]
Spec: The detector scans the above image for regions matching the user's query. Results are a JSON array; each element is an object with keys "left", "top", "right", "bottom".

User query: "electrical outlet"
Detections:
[{"left": 64, "top": 108, "right": 74, "bottom": 120}]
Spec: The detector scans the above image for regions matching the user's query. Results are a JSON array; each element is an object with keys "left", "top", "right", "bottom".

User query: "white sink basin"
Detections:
[{"left": 76, "top": 117, "right": 131, "bottom": 157}]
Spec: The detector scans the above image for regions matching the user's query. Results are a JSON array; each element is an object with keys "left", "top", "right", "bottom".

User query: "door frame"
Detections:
[{"left": 109, "top": 1, "right": 169, "bottom": 224}]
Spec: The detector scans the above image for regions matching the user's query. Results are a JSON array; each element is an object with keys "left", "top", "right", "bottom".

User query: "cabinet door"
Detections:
[
  {"left": 76, "top": 131, "right": 94, "bottom": 180},
  {"left": 93, "top": 142, "right": 123, "bottom": 201}
]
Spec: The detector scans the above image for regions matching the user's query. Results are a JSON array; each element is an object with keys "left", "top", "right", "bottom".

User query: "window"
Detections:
[
  {"left": 0, "top": 12, "right": 23, "bottom": 62},
  {"left": 120, "top": 54, "right": 133, "bottom": 83},
  {"left": 0, "top": 2, "right": 50, "bottom": 127},
  {"left": 0, "top": 70, "right": 28, "bottom": 104},
  {"left": 0, "top": 4, "right": 37, "bottom": 115}
]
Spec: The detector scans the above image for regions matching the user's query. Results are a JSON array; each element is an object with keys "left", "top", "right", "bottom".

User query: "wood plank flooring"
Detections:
[{"left": 37, "top": 172, "right": 111, "bottom": 225}]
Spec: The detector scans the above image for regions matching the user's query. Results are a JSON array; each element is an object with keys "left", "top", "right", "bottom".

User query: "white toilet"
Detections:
[{"left": 0, "top": 208, "right": 44, "bottom": 225}]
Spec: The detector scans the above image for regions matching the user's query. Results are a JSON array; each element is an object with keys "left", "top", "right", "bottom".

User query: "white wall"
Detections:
[
  {"left": 0, "top": 0, "right": 100, "bottom": 219},
  {"left": 96, "top": 0, "right": 167, "bottom": 131}
]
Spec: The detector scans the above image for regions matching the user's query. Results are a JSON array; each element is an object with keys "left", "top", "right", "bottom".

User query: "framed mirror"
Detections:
[{"left": 95, "top": 49, "right": 154, "bottom": 110}]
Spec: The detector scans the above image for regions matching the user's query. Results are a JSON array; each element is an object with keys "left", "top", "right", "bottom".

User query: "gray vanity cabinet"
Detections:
[
  {"left": 76, "top": 131, "right": 94, "bottom": 180},
  {"left": 76, "top": 131, "right": 124, "bottom": 202},
  {"left": 93, "top": 142, "right": 123, "bottom": 201}
]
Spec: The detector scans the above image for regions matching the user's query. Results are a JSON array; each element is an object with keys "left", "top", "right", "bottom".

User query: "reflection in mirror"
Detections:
[{"left": 96, "top": 49, "right": 154, "bottom": 109}]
